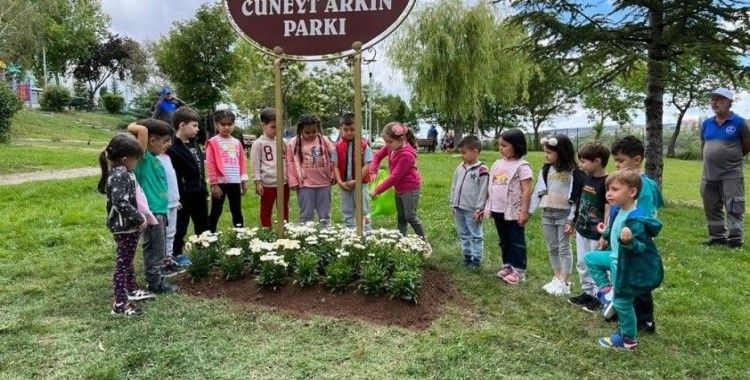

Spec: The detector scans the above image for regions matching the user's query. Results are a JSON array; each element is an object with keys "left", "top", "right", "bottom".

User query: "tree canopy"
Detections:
[
  {"left": 511, "top": 0, "right": 750, "bottom": 182},
  {"left": 154, "top": 3, "right": 240, "bottom": 111}
]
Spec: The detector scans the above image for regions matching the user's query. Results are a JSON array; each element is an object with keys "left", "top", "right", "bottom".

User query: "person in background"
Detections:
[
  {"left": 700, "top": 87, "right": 750, "bottom": 248},
  {"left": 152, "top": 86, "right": 185, "bottom": 125}
]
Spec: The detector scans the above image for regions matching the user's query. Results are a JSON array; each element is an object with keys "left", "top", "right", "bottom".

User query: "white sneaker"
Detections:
[
  {"left": 550, "top": 280, "right": 571, "bottom": 296},
  {"left": 542, "top": 277, "right": 559, "bottom": 292}
]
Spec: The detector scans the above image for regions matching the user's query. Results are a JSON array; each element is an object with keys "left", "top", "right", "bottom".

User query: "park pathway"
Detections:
[{"left": 0, "top": 167, "right": 99, "bottom": 186}]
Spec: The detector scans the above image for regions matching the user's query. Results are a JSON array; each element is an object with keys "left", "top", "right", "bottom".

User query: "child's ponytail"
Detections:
[
  {"left": 98, "top": 134, "right": 144, "bottom": 194},
  {"left": 97, "top": 150, "right": 109, "bottom": 194}
]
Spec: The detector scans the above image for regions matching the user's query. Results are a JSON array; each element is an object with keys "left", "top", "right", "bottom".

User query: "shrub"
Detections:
[
  {"left": 388, "top": 268, "right": 423, "bottom": 303},
  {"left": 256, "top": 251, "right": 288, "bottom": 289},
  {"left": 0, "top": 84, "right": 22, "bottom": 143},
  {"left": 220, "top": 248, "right": 246, "bottom": 281},
  {"left": 359, "top": 260, "right": 388, "bottom": 295},
  {"left": 324, "top": 257, "right": 354, "bottom": 292},
  {"left": 40, "top": 85, "right": 71, "bottom": 112},
  {"left": 294, "top": 253, "right": 319, "bottom": 287},
  {"left": 185, "top": 231, "right": 221, "bottom": 280},
  {"left": 101, "top": 93, "right": 125, "bottom": 114}
]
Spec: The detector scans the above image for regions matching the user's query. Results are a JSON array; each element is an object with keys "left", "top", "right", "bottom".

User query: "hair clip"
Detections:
[
  {"left": 540, "top": 137, "right": 558, "bottom": 147},
  {"left": 391, "top": 123, "right": 407, "bottom": 136}
]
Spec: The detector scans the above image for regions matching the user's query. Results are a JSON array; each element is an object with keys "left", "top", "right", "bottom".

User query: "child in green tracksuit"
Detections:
[{"left": 584, "top": 169, "right": 664, "bottom": 350}]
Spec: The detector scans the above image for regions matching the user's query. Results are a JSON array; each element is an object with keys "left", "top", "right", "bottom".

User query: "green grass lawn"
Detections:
[
  {"left": 9, "top": 109, "right": 130, "bottom": 143},
  {"left": 0, "top": 143, "right": 101, "bottom": 174},
  {"left": 1, "top": 151, "right": 749, "bottom": 378}
]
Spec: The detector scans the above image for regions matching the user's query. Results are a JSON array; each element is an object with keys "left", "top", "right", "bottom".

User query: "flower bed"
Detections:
[{"left": 184, "top": 223, "right": 432, "bottom": 303}]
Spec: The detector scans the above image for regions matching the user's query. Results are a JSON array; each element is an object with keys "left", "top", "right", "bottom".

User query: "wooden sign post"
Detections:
[{"left": 225, "top": 0, "right": 416, "bottom": 237}]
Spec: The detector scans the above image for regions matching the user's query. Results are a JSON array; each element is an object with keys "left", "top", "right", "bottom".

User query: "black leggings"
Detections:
[
  {"left": 173, "top": 191, "right": 209, "bottom": 255},
  {"left": 209, "top": 184, "right": 244, "bottom": 232}
]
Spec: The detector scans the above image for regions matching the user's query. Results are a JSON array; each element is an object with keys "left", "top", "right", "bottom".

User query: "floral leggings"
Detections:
[{"left": 113, "top": 232, "right": 140, "bottom": 305}]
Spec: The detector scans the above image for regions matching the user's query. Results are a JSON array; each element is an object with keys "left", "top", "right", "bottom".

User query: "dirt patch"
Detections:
[{"left": 177, "top": 267, "right": 470, "bottom": 330}]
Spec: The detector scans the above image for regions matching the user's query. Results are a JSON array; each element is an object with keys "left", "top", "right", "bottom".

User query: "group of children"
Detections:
[
  {"left": 450, "top": 130, "right": 665, "bottom": 350},
  {"left": 99, "top": 104, "right": 664, "bottom": 350},
  {"left": 99, "top": 107, "right": 426, "bottom": 316}
]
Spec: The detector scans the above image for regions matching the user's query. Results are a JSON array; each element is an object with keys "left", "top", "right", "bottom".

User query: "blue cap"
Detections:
[{"left": 161, "top": 86, "right": 173, "bottom": 95}]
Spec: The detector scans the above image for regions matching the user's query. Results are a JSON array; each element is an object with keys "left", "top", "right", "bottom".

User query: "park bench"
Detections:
[{"left": 415, "top": 137, "right": 435, "bottom": 152}]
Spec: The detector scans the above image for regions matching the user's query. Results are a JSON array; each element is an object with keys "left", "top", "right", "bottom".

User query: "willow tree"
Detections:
[{"left": 389, "top": 0, "right": 530, "bottom": 142}]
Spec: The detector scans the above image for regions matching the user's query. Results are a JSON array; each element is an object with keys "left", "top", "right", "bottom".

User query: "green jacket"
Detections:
[{"left": 602, "top": 206, "right": 664, "bottom": 298}]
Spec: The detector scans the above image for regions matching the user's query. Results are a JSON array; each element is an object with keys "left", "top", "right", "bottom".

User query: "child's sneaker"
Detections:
[
  {"left": 111, "top": 302, "right": 143, "bottom": 317},
  {"left": 542, "top": 277, "right": 560, "bottom": 293},
  {"left": 582, "top": 295, "right": 603, "bottom": 313},
  {"left": 147, "top": 282, "right": 180, "bottom": 294},
  {"left": 127, "top": 289, "right": 156, "bottom": 301},
  {"left": 637, "top": 320, "right": 656, "bottom": 334},
  {"left": 598, "top": 331, "right": 637, "bottom": 351},
  {"left": 161, "top": 259, "right": 186, "bottom": 277},
  {"left": 496, "top": 266, "right": 513, "bottom": 279},
  {"left": 551, "top": 280, "right": 571, "bottom": 296},
  {"left": 501, "top": 269, "right": 525, "bottom": 285},
  {"left": 174, "top": 254, "right": 192, "bottom": 266}
]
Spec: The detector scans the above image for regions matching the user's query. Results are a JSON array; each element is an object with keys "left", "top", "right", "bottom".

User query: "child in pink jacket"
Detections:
[
  {"left": 205, "top": 110, "right": 248, "bottom": 232},
  {"left": 369, "top": 122, "right": 425, "bottom": 237}
]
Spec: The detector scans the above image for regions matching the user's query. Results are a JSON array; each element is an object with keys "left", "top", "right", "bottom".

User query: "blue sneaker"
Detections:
[
  {"left": 174, "top": 254, "right": 192, "bottom": 266},
  {"left": 598, "top": 331, "right": 637, "bottom": 351}
]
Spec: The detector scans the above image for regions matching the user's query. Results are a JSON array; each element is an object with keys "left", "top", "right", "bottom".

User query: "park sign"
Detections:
[{"left": 225, "top": 0, "right": 415, "bottom": 60}]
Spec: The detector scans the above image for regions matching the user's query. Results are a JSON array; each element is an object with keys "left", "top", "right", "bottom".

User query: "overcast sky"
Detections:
[{"left": 101, "top": 0, "right": 749, "bottom": 131}]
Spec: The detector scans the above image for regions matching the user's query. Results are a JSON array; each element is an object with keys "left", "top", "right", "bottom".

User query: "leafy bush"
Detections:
[
  {"left": 294, "top": 253, "right": 319, "bottom": 287},
  {"left": 359, "top": 260, "right": 388, "bottom": 295},
  {"left": 256, "top": 251, "right": 288, "bottom": 289},
  {"left": 220, "top": 248, "right": 245, "bottom": 281},
  {"left": 40, "top": 85, "right": 71, "bottom": 112},
  {"left": 129, "top": 88, "right": 159, "bottom": 119},
  {"left": 324, "top": 257, "right": 354, "bottom": 292},
  {"left": 101, "top": 93, "right": 125, "bottom": 114},
  {"left": 185, "top": 231, "right": 221, "bottom": 280},
  {"left": 0, "top": 83, "right": 22, "bottom": 143},
  {"left": 388, "top": 269, "right": 423, "bottom": 302}
]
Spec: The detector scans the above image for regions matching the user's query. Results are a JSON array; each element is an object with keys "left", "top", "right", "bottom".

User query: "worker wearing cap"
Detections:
[
  {"left": 152, "top": 86, "right": 185, "bottom": 125},
  {"left": 700, "top": 87, "right": 750, "bottom": 248}
]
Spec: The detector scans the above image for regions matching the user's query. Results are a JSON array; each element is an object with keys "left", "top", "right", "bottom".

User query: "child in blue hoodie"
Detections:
[{"left": 584, "top": 169, "right": 664, "bottom": 350}]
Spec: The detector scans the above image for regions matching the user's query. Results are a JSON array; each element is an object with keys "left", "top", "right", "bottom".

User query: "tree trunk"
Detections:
[
  {"left": 453, "top": 117, "right": 464, "bottom": 149},
  {"left": 667, "top": 106, "right": 688, "bottom": 158},
  {"left": 532, "top": 118, "right": 542, "bottom": 151},
  {"left": 645, "top": 1, "right": 665, "bottom": 185}
]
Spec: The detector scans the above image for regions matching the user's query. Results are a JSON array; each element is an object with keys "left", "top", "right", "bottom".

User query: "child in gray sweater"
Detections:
[{"left": 450, "top": 135, "right": 490, "bottom": 268}]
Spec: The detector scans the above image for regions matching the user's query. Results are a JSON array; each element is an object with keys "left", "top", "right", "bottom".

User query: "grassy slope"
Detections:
[
  {"left": 0, "top": 110, "right": 131, "bottom": 174},
  {"left": 10, "top": 109, "right": 130, "bottom": 142},
  {"left": 0, "top": 151, "right": 748, "bottom": 378}
]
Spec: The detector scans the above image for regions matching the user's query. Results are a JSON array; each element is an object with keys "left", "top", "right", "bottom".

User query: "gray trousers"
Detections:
[
  {"left": 142, "top": 214, "right": 166, "bottom": 289},
  {"left": 542, "top": 208, "right": 572, "bottom": 274},
  {"left": 575, "top": 232, "right": 599, "bottom": 296},
  {"left": 341, "top": 184, "right": 371, "bottom": 231},
  {"left": 701, "top": 178, "right": 745, "bottom": 243},
  {"left": 298, "top": 186, "right": 332, "bottom": 225},
  {"left": 396, "top": 189, "right": 425, "bottom": 237}
]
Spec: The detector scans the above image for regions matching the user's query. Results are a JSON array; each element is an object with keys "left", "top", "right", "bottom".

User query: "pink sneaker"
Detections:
[
  {"left": 502, "top": 270, "right": 525, "bottom": 285},
  {"left": 496, "top": 266, "right": 513, "bottom": 279}
]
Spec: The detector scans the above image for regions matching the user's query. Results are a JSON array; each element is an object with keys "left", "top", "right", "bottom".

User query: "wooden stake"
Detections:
[
  {"left": 274, "top": 47, "right": 285, "bottom": 238},
  {"left": 352, "top": 42, "right": 364, "bottom": 237}
]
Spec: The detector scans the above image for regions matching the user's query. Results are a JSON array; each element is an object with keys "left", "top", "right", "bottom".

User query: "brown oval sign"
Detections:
[{"left": 225, "top": 0, "right": 415, "bottom": 60}]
